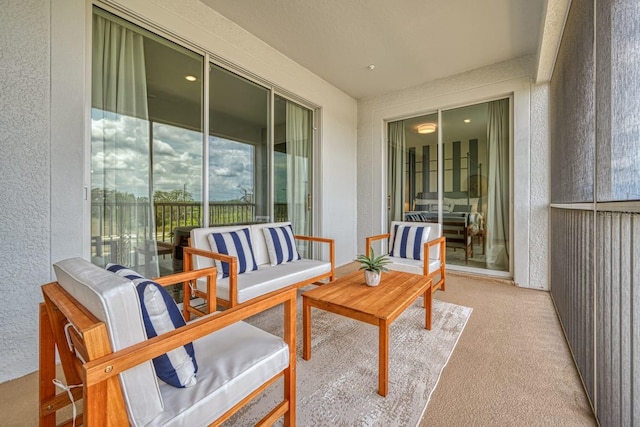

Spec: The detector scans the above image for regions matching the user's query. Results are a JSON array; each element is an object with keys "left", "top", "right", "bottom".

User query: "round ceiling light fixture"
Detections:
[
  {"left": 417, "top": 123, "right": 437, "bottom": 134},
  {"left": 185, "top": 75, "right": 197, "bottom": 82}
]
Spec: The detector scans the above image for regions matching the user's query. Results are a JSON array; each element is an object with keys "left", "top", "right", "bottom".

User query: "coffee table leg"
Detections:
[
  {"left": 378, "top": 319, "right": 389, "bottom": 396},
  {"left": 303, "top": 297, "right": 311, "bottom": 360}
]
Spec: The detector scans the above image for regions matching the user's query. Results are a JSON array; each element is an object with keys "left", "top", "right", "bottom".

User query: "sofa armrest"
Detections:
[
  {"left": 183, "top": 246, "right": 240, "bottom": 310},
  {"left": 152, "top": 267, "right": 218, "bottom": 318},
  {"left": 182, "top": 246, "right": 237, "bottom": 267},
  {"left": 294, "top": 234, "right": 335, "bottom": 281},
  {"left": 152, "top": 267, "right": 217, "bottom": 290}
]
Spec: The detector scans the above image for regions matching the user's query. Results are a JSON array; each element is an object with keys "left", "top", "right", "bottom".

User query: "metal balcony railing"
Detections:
[{"left": 91, "top": 201, "right": 289, "bottom": 266}]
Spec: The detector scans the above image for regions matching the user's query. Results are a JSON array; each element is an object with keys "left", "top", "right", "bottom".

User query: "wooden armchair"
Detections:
[
  {"left": 39, "top": 257, "right": 296, "bottom": 426},
  {"left": 365, "top": 221, "right": 446, "bottom": 330}
]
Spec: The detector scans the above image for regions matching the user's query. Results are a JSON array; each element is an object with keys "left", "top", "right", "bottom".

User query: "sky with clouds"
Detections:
[{"left": 91, "top": 111, "right": 263, "bottom": 202}]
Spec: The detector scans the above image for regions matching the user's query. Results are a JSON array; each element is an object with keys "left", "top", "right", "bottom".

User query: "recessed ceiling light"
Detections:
[
  {"left": 185, "top": 75, "right": 197, "bottom": 82},
  {"left": 463, "top": 119, "right": 471, "bottom": 123},
  {"left": 417, "top": 123, "right": 437, "bottom": 134}
]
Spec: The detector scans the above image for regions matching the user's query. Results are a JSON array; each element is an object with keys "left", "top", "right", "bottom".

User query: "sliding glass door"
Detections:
[
  {"left": 274, "top": 95, "right": 313, "bottom": 256},
  {"left": 90, "top": 7, "right": 317, "bottom": 279},
  {"left": 388, "top": 99, "right": 510, "bottom": 272}
]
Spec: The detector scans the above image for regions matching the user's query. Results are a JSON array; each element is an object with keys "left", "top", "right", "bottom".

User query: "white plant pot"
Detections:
[{"left": 364, "top": 270, "right": 381, "bottom": 287}]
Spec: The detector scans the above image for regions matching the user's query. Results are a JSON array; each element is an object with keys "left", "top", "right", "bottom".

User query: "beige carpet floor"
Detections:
[
  {"left": 421, "top": 270, "right": 597, "bottom": 426},
  {"left": 1, "top": 263, "right": 596, "bottom": 426}
]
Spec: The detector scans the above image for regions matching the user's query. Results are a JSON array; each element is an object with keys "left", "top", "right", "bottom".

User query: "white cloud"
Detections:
[
  {"left": 209, "top": 136, "right": 255, "bottom": 201},
  {"left": 91, "top": 111, "right": 263, "bottom": 202}
]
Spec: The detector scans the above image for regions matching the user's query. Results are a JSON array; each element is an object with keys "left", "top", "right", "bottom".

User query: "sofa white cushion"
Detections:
[
  {"left": 207, "top": 227, "right": 258, "bottom": 278},
  {"left": 53, "top": 258, "right": 163, "bottom": 426},
  {"left": 191, "top": 222, "right": 331, "bottom": 304},
  {"left": 190, "top": 222, "right": 298, "bottom": 269},
  {"left": 390, "top": 224, "right": 431, "bottom": 260},
  {"left": 147, "top": 318, "right": 289, "bottom": 426},
  {"left": 107, "top": 264, "right": 198, "bottom": 389},
  {"left": 262, "top": 224, "right": 301, "bottom": 265},
  {"left": 203, "top": 258, "right": 331, "bottom": 304}
]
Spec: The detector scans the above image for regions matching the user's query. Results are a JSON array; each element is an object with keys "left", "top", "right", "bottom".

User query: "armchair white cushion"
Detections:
[{"left": 388, "top": 221, "right": 443, "bottom": 275}]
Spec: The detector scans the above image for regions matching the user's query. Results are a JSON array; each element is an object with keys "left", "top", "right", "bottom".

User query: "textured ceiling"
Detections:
[{"left": 201, "top": 0, "right": 546, "bottom": 99}]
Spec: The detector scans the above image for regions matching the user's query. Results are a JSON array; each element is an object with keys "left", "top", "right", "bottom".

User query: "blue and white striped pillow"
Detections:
[
  {"left": 207, "top": 227, "right": 258, "bottom": 278},
  {"left": 390, "top": 224, "right": 431, "bottom": 260},
  {"left": 106, "top": 264, "right": 198, "bottom": 388},
  {"left": 262, "top": 225, "right": 301, "bottom": 266}
]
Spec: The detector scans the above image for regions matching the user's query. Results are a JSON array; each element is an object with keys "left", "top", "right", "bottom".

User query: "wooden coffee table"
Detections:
[{"left": 302, "top": 270, "right": 432, "bottom": 396}]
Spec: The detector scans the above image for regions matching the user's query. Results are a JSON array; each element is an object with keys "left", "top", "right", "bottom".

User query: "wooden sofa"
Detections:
[
  {"left": 39, "top": 257, "right": 296, "bottom": 426},
  {"left": 365, "top": 221, "right": 446, "bottom": 330},
  {"left": 183, "top": 221, "right": 334, "bottom": 318}
]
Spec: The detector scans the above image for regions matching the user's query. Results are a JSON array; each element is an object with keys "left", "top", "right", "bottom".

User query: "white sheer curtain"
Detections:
[
  {"left": 485, "top": 98, "right": 509, "bottom": 270},
  {"left": 388, "top": 121, "right": 405, "bottom": 228},
  {"left": 92, "top": 11, "right": 153, "bottom": 272},
  {"left": 285, "top": 102, "right": 311, "bottom": 237}
]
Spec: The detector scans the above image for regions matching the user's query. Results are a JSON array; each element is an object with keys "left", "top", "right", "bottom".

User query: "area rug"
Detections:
[{"left": 227, "top": 287, "right": 472, "bottom": 426}]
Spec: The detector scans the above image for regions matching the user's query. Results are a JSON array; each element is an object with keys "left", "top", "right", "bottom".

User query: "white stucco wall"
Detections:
[
  {"left": 529, "top": 83, "right": 550, "bottom": 290},
  {"left": 0, "top": 0, "right": 51, "bottom": 384},
  {"left": 357, "top": 56, "right": 550, "bottom": 289},
  {"left": 1, "top": 0, "right": 357, "bottom": 383}
]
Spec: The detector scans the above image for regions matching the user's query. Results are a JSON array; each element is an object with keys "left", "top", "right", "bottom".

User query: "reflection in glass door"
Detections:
[
  {"left": 387, "top": 99, "right": 510, "bottom": 272},
  {"left": 209, "top": 64, "right": 270, "bottom": 224},
  {"left": 91, "top": 7, "right": 204, "bottom": 282},
  {"left": 274, "top": 95, "right": 313, "bottom": 256}
]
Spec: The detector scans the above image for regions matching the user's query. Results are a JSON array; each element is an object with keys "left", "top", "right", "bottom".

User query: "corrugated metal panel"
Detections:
[
  {"left": 550, "top": 208, "right": 594, "bottom": 401},
  {"left": 596, "top": 212, "right": 639, "bottom": 426},
  {"left": 634, "top": 214, "right": 640, "bottom": 425},
  {"left": 552, "top": 209, "right": 640, "bottom": 426}
]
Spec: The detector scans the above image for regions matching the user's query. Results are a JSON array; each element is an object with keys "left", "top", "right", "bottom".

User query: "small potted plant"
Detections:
[{"left": 356, "top": 247, "right": 391, "bottom": 286}]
